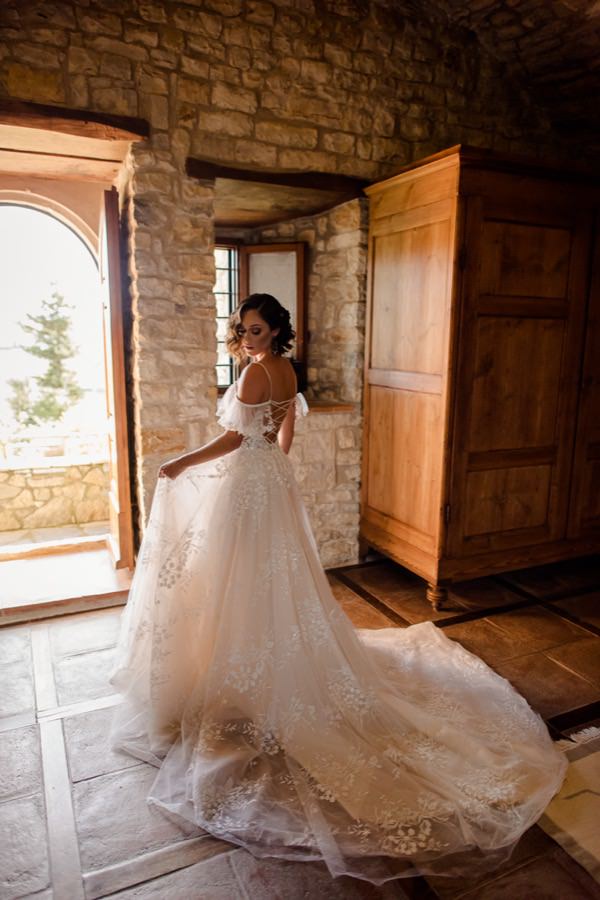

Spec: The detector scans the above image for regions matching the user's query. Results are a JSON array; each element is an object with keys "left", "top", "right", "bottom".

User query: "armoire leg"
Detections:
[{"left": 426, "top": 583, "right": 447, "bottom": 610}]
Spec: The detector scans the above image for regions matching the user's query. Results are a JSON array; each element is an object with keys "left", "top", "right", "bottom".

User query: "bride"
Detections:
[{"left": 108, "top": 292, "right": 567, "bottom": 884}]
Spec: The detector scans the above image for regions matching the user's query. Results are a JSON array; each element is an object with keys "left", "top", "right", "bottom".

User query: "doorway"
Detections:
[{"left": 0, "top": 109, "right": 144, "bottom": 619}]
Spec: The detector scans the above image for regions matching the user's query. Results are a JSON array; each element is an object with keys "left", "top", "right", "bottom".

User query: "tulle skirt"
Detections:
[{"left": 108, "top": 441, "right": 567, "bottom": 884}]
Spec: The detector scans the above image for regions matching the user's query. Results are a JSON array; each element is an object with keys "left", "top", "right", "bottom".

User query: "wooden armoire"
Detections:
[{"left": 360, "top": 145, "right": 600, "bottom": 608}]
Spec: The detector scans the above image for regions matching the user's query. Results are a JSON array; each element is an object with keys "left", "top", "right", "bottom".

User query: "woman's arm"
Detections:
[
  {"left": 159, "top": 430, "right": 243, "bottom": 479},
  {"left": 278, "top": 401, "right": 295, "bottom": 455}
]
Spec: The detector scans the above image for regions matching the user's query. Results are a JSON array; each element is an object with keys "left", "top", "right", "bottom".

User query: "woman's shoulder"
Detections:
[{"left": 237, "top": 361, "right": 270, "bottom": 404}]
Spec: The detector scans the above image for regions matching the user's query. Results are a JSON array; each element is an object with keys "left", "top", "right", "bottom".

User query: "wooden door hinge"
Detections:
[{"left": 444, "top": 503, "right": 451, "bottom": 525}]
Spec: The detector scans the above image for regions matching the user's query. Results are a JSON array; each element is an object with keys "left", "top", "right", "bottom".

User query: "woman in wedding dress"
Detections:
[{"left": 108, "top": 293, "right": 567, "bottom": 884}]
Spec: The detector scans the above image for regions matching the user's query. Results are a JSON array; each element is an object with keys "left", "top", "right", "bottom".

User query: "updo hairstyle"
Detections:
[{"left": 225, "top": 293, "right": 295, "bottom": 362}]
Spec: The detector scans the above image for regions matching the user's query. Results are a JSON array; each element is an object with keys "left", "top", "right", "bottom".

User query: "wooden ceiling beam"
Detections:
[
  {"left": 0, "top": 99, "right": 149, "bottom": 142},
  {"left": 186, "top": 156, "right": 368, "bottom": 195}
]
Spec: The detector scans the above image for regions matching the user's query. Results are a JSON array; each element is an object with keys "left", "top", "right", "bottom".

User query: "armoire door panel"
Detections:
[
  {"left": 370, "top": 219, "right": 451, "bottom": 374},
  {"left": 464, "top": 465, "right": 552, "bottom": 537},
  {"left": 468, "top": 316, "right": 564, "bottom": 452},
  {"left": 480, "top": 221, "right": 571, "bottom": 299},
  {"left": 366, "top": 385, "right": 442, "bottom": 540},
  {"left": 448, "top": 196, "right": 591, "bottom": 558}
]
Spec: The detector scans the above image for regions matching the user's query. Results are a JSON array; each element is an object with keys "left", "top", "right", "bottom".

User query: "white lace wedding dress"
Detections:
[{"left": 108, "top": 365, "right": 567, "bottom": 884}]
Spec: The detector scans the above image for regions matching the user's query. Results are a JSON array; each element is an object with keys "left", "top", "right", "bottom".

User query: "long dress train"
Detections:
[{"left": 108, "top": 365, "right": 567, "bottom": 884}]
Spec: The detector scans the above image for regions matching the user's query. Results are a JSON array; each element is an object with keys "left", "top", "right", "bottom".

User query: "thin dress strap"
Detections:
[{"left": 251, "top": 360, "right": 272, "bottom": 401}]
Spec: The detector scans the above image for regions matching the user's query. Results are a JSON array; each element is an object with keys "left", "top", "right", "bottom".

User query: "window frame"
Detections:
[{"left": 214, "top": 241, "right": 240, "bottom": 393}]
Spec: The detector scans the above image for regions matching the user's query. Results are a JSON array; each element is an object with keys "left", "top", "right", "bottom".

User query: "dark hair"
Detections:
[{"left": 225, "top": 293, "right": 295, "bottom": 361}]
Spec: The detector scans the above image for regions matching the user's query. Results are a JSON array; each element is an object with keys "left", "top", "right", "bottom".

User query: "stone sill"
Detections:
[{"left": 306, "top": 400, "right": 357, "bottom": 413}]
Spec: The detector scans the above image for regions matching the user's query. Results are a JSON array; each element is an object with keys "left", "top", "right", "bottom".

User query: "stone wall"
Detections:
[
  {"left": 1, "top": 0, "right": 581, "bottom": 565},
  {"left": 246, "top": 198, "right": 368, "bottom": 404},
  {"left": 0, "top": 462, "right": 109, "bottom": 532},
  {"left": 289, "top": 407, "right": 362, "bottom": 568}
]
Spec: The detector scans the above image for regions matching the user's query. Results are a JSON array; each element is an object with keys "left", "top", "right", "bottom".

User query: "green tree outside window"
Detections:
[{"left": 8, "top": 290, "right": 83, "bottom": 427}]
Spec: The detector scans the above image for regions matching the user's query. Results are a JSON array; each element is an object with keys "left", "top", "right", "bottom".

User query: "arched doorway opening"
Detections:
[
  {"left": 0, "top": 202, "right": 107, "bottom": 548},
  {"left": 0, "top": 192, "right": 133, "bottom": 571}
]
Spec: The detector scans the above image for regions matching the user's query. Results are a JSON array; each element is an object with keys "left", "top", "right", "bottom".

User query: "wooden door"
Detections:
[
  {"left": 99, "top": 187, "right": 134, "bottom": 569},
  {"left": 568, "top": 218, "right": 600, "bottom": 538},
  {"left": 361, "top": 157, "right": 459, "bottom": 580},
  {"left": 447, "top": 191, "right": 593, "bottom": 559}
]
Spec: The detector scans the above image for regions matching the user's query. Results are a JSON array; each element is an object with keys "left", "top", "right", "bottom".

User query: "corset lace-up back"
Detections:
[{"left": 216, "top": 359, "right": 308, "bottom": 448}]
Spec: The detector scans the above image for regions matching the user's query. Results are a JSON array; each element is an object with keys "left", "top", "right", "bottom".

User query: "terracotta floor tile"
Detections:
[
  {"left": 550, "top": 590, "right": 600, "bottom": 630},
  {"left": 546, "top": 637, "right": 600, "bottom": 690},
  {"left": 344, "top": 563, "right": 455, "bottom": 624},
  {"left": 329, "top": 577, "right": 398, "bottom": 629},
  {"left": 500, "top": 555, "right": 600, "bottom": 600},
  {"left": 488, "top": 607, "right": 591, "bottom": 653},
  {"left": 447, "top": 578, "right": 524, "bottom": 612},
  {"left": 491, "top": 652, "right": 600, "bottom": 719},
  {"left": 441, "top": 618, "right": 534, "bottom": 666}
]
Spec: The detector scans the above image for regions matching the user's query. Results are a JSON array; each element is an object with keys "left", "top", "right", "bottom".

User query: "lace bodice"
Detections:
[{"left": 217, "top": 361, "right": 309, "bottom": 446}]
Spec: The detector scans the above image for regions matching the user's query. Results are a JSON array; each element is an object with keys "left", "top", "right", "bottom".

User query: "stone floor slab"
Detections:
[
  {"left": 49, "top": 608, "right": 122, "bottom": 658},
  {"left": 101, "top": 846, "right": 407, "bottom": 899},
  {"left": 64, "top": 706, "right": 141, "bottom": 783},
  {"left": 0, "top": 656, "right": 35, "bottom": 718},
  {"left": 458, "top": 849, "right": 600, "bottom": 898},
  {"left": 541, "top": 747, "right": 600, "bottom": 884},
  {"left": 73, "top": 764, "right": 195, "bottom": 871},
  {"left": 0, "top": 723, "right": 42, "bottom": 802},
  {"left": 424, "top": 825, "right": 557, "bottom": 898},
  {"left": 53, "top": 646, "right": 116, "bottom": 706},
  {"left": 0, "top": 792, "right": 50, "bottom": 898},
  {"left": 0, "top": 624, "right": 31, "bottom": 663}
]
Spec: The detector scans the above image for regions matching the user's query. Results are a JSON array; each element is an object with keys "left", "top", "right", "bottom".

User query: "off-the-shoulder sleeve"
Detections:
[
  {"left": 295, "top": 392, "right": 309, "bottom": 419},
  {"left": 216, "top": 384, "right": 267, "bottom": 438}
]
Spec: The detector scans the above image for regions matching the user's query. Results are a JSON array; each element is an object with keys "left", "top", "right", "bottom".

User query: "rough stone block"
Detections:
[
  {"left": 178, "top": 76, "right": 210, "bottom": 104},
  {"left": 255, "top": 120, "right": 318, "bottom": 148},
  {"left": 141, "top": 427, "right": 186, "bottom": 456},
  {"left": 6, "top": 63, "right": 64, "bottom": 103},
  {"left": 211, "top": 81, "right": 257, "bottom": 113}
]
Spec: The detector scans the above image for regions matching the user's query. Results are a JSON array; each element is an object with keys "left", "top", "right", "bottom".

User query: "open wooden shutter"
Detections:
[
  {"left": 239, "top": 243, "right": 306, "bottom": 364},
  {"left": 99, "top": 187, "right": 134, "bottom": 569}
]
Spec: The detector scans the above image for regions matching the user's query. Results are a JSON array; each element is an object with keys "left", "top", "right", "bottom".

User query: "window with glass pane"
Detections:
[{"left": 214, "top": 245, "right": 239, "bottom": 388}]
